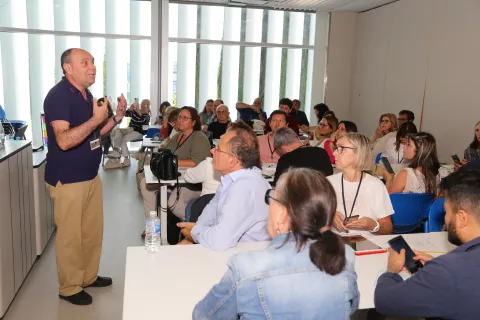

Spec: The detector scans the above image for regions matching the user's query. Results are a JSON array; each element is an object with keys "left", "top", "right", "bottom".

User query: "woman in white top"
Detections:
[
  {"left": 328, "top": 133, "right": 394, "bottom": 235},
  {"left": 384, "top": 132, "right": 440, "bottom": 195},
  {"left": 383, "top": 121, "right": 418, "bottom": 164}
]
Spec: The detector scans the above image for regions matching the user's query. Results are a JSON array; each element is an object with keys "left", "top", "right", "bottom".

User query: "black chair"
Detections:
[
  {"left": 14, "top": 124, "right": 28, "bottom": 140},
  {"left": 101, "top": 134, "right": 113, "bottom": 166}
]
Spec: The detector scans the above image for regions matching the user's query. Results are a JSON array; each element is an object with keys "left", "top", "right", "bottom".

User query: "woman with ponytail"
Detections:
[{"left": 193, "top": 168, "right": 359, "bottom": 320}]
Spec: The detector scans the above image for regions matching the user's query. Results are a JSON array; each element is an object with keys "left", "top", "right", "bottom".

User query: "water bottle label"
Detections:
[{"left": 155, "top": 225, "right": 160, "bottom": 233}]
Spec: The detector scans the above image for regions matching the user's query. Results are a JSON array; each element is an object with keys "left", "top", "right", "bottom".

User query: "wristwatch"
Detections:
[
  {"left": 370, "top": 220, "right": 380, "bottom": 233},
  {"left": 113, "top": 115, "right": 122, "bottom": 125}
]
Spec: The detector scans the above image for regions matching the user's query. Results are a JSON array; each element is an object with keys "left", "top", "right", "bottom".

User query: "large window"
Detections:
[
  {"left": 168, "top": 4, "right": 316, "bottom": 120},
  {"left": 0, "top": 0, "right": 151, "bottom": 147}
]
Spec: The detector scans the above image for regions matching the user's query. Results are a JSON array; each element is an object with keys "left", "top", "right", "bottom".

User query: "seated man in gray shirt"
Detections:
[
  {"left": 375, "top": 169, "right": 480, "bottom": 320},
  {"left": 177, "top": 121, "right": 271, "bottom": 251}
]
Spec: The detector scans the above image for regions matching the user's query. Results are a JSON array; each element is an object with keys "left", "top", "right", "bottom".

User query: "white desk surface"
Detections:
[
  {"left": 142, "top": 124, "right": 161, "bottom": 131},
  {"left": 123, "top": 232, "right": 453, "bottom": 319}
]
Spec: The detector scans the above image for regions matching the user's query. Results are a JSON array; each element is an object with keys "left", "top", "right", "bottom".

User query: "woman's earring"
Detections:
[{"left": 276, "top": 223, "right": 281, "bottom": 235}]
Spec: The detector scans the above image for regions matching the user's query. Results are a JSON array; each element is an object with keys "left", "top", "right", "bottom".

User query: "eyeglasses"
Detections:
[
  {"left": 397, "top": 118, "right": 407, "bottom": 122},
  {"left": 380, "top": 119, "right": 391, "bottom": 124},
  {"left": 177, "top": 116, "right": 192, "bottom": 122},
  {"left": 318, "top": 123, "right": 329, "bottom": 128},
  {"left": 217, "top": 110, "right": 227, "bottom": 114},
  {"left": 213, "top": 145, "right": 234, "bottom": 157},
  {"left": 333, "top": 145, "right": 355, "bottom": 154},
  {"left": 264, "top": 189, "right": 282, "bottom": 205}
]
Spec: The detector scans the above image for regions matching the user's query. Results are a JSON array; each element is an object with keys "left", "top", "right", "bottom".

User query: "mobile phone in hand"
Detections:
[
  {"left": 97, "top": 97, "right": 105, "bottom": 107},
  {"left": 388, "top": 236, "right": 423, "bottom": 274},
  {"left": 451, "top": 154, "right": 461, "bottom": 164},
  {"left": 344, "top": 215, "right": 360, "bottom": 224},
  {"left": 381, "top": 157, "right": 395, "bottom": 174}
]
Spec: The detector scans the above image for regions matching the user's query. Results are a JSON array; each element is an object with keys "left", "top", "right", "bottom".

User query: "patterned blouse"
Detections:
[{"left": 464, "top": 147, "right": 480, "bottom": 162}]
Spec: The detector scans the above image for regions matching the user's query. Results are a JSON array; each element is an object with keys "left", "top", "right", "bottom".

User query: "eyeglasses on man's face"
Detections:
[
  {"left": 213, "top": 145, "right": 234, "bottom": 157},
  {"left": 217, "top": 110, "right": 227, "bottom": 114},
  {"left": 333, "top": 145, "right": 355, "bottom": 154}
]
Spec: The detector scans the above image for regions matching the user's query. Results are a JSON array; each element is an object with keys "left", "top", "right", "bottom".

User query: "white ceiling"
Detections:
[{"left": 173, "top": 0, "right": 397, "bottom": 12}]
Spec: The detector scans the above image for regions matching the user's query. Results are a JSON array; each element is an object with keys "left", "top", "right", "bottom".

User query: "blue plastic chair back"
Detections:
[
  {"left": 390, "top": 193, "right": 435, "bottom": 234},
  {"left": 145, "top": 128, "right": 160, "bottom": 138},
  {"left": 424, "top": 198, "right": 446, "bottom": 233},
  {"left": 0, "top": 105, "right": 5, "bottom": 122},
  {"left": 375, "top": 153, "right": 382, "bottom": 164}
]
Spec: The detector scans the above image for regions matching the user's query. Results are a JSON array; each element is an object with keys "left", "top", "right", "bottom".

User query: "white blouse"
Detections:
[
  {"left": 383, "top": 137, "right": 409, "bottom": 165},
  {"left": 402, "top": 168, "right": 441, "bottom": 195}
]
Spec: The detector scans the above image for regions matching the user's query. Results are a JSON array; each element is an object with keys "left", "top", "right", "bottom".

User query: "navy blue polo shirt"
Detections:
[{"left": 44, "top": 77, "right": 101, "bottom": 185}]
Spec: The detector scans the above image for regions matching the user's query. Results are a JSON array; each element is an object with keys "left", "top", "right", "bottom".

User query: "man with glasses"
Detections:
[
  {"left": 258, "top": 110, "right": 288, "bottom": 164},
  {"left": 236, "top": 97, "right": 267, "bottom": 122},
  {"left": 206, "top": 104, "right": 230, "bottom": 139},
  {"left": 176, "top": 121, "right": 270, "bottom": 251},
  {"left": 397, "top": 110, "right": 415, "bottom": 127},
  {"left": 205, "top": 99, "right": 225, "bottom": 126},
  {"left": 272, "top": 127, "right": 333, "bottom": 186}
]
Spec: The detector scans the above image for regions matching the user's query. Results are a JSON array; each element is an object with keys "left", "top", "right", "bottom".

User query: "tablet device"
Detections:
[
  {"left": 388, "top": 235, "right": 423, "bottom": 274},
  {"left": 343, "top": 236, "right": 387, "bottom": 256}
]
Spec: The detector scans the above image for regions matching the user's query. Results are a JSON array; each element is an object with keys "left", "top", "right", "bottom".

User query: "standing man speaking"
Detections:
[{"left": 44, "top": 48, "right": 127, "bottom": 305}]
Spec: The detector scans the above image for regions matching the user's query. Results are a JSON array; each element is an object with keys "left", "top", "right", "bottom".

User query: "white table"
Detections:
[
  {"left": 123, "top": 232, "right": 453, "bottom": 319},
  {"left": 142, "top": 124, "right": 161, "bottom": 131}
]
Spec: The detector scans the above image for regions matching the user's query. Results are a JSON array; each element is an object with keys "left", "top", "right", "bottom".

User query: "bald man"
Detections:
[
  {"left": 236, "top": 98, "right": 267, "bottom": 122},
  {"left": 44, "top": 48, "right": 127, "bottom": 305},
  {"left": 207, "top": 104, "right": 231, "bottom": 139}
]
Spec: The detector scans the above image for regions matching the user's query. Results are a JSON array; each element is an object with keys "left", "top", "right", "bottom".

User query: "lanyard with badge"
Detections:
[
  {"left": 267, "top": 134, "right": 276, "bottom": 162},
  {"left": 342, "top": 172, "right": 363, "bottom": 224}
]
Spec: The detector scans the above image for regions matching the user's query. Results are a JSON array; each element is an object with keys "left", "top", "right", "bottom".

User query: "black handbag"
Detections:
[{"left": 150, "top": 149, "right": 178, "bottom": 180}]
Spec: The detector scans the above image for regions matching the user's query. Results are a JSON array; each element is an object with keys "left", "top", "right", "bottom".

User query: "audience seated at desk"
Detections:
[
  {"left": 459, "top": 120, "right": 480, "bottom": 165},
  {"left": 111, "top": 99, "right": 150, "bottom": 167},
  {"left": 375, "top": 170, "right": 480, "bottom": 320},
  {"left": 154, "top": 100, "right": 171, "bottom": 125},
  {"left": 257, "top": 110, "right": 288, "bottom": 164},
  {"left": 273, "top": 127, "right": 333, "bottom": 186},
  {"left": 382, "top": 121, "right": 417, "bottom": 165},
  {"left": 383, "top": 132, "right": 441, "bottom": 195},
  {"left": 159, "top": 106, "right": 178, "bottom": 140},
  {"left": 205, "top": 99, "right": 225, "bottom": 126},
  {"left": 329, "top": 120, "right": 358, "bottom": 147},
  {"left": 396, "top": 109, "right": 415, "bottom": 128},
  {"left": 264, "top": 98, "right": 299, "bottom": 135},
  {"left": 206, "top": 105, "right": 230, "bottom": 139},
  {"left": 329, "top": 133, "right": 394, "bottom": 235},
  {"left": 193, "top": 168, "right": 359, "bottom": 319},
  {"left": 139, "top": 107, "right": 211, "bottom": 241},
  {"left": 291, "top": 99, "right": 309, "bottom": 127},
  {"left": 177, "top": 121, "right": 270, "bottom": 251},
  {"left": 313, "top": 115, "right": 338, "bottom": 164},
  {"left": 236, "top": 97, "right": 267, "bottom": 122},
  {"left": 371, "top": 113, "right": 398, "bottom": 160}
]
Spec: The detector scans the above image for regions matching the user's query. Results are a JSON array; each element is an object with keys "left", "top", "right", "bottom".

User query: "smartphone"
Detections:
[
  {"left": 451, "top": 154, "right": 461, "bottom": 164},
  {"left": 388, "top": 236, "right": 423, "bottom": 274},
  {"left": 381, "top": 157, "right": 395, "bottom": 174},
  {"left": 343, "top": 236, "right": 386, "bottom": 255},
  {"left": 97, "top": 97, "right": 105, "bottom": 107}
]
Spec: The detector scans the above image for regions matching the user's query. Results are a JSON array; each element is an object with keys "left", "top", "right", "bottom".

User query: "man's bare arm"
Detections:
[
  {"left": 100, "top": 115, "right": 122, "bottom": 137},
  {"left": 235, "top": 102, "right": 252, "bottom": 109},
  {"left": 51, "top": 97, "right": 107, "bottom": 151}
]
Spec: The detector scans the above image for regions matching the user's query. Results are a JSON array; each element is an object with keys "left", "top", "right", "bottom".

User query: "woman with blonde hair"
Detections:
[
  {"left": 371, "top": 113, "right": 398, "bottom": 160},
  {"left": 328, "top": 133, "right": 394, "bottom": 235}
]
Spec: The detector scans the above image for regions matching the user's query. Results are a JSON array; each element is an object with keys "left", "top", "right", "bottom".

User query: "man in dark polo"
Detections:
[{"left": 44, "top": 48, "right": 127, "bottom": 305}]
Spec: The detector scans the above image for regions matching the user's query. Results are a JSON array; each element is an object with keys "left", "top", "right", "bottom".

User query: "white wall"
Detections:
[
  {"left": 331, "top": 0, "right": 480, "bottom": 162},
  {"left": 324, "top": 12, "right": 357, "bottom": 123}
]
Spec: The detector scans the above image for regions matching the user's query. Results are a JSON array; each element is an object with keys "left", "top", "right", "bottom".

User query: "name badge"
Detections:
[{"left": 90, "top": 138, "right": 101, "bottom": 151}]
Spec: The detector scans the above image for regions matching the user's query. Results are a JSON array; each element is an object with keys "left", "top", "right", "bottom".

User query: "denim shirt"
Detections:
[{"left": 193, "top": 233, "right": 359, "bottom": 320}]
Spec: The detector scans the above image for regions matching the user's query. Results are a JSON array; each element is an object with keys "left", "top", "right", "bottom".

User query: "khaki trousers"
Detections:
[{"left": 47, "top": 175, "right": 103, "bottom": 297}]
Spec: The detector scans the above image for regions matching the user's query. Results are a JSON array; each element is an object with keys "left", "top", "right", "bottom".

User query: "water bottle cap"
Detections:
[{"left": 149, "top": 211, "right": 157, "bottom": 218}]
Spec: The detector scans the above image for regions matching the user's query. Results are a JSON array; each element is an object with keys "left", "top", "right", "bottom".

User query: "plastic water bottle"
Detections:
[
  {"left": 0, "top": 124, "right": 5, "bottom": 149},
  {"left": 145, "top": 211, "right": 160, "bottom": 253}
]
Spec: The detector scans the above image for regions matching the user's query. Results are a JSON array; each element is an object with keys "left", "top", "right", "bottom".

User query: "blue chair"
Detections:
[
  {"left": 390, "top": 193, "right": 435, "bottom": 234},
  {"left": 145, "top": 128, "right": 160, "bottom": 138},
  {"left": 424, "top": 198, "right": 446, "bottom": 233},
  {"left": 375, "top": 153, "right": 382, "bottom": 164}
]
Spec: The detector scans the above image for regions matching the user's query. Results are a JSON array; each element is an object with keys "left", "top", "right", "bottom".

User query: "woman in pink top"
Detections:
[{"left": 314, "top": 116, "right": 338, "bottom": 164}]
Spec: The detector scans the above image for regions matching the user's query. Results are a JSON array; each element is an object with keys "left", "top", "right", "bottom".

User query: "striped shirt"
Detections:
[{"left": 126, "top": 109, "right": 150, "bottom": 134}]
